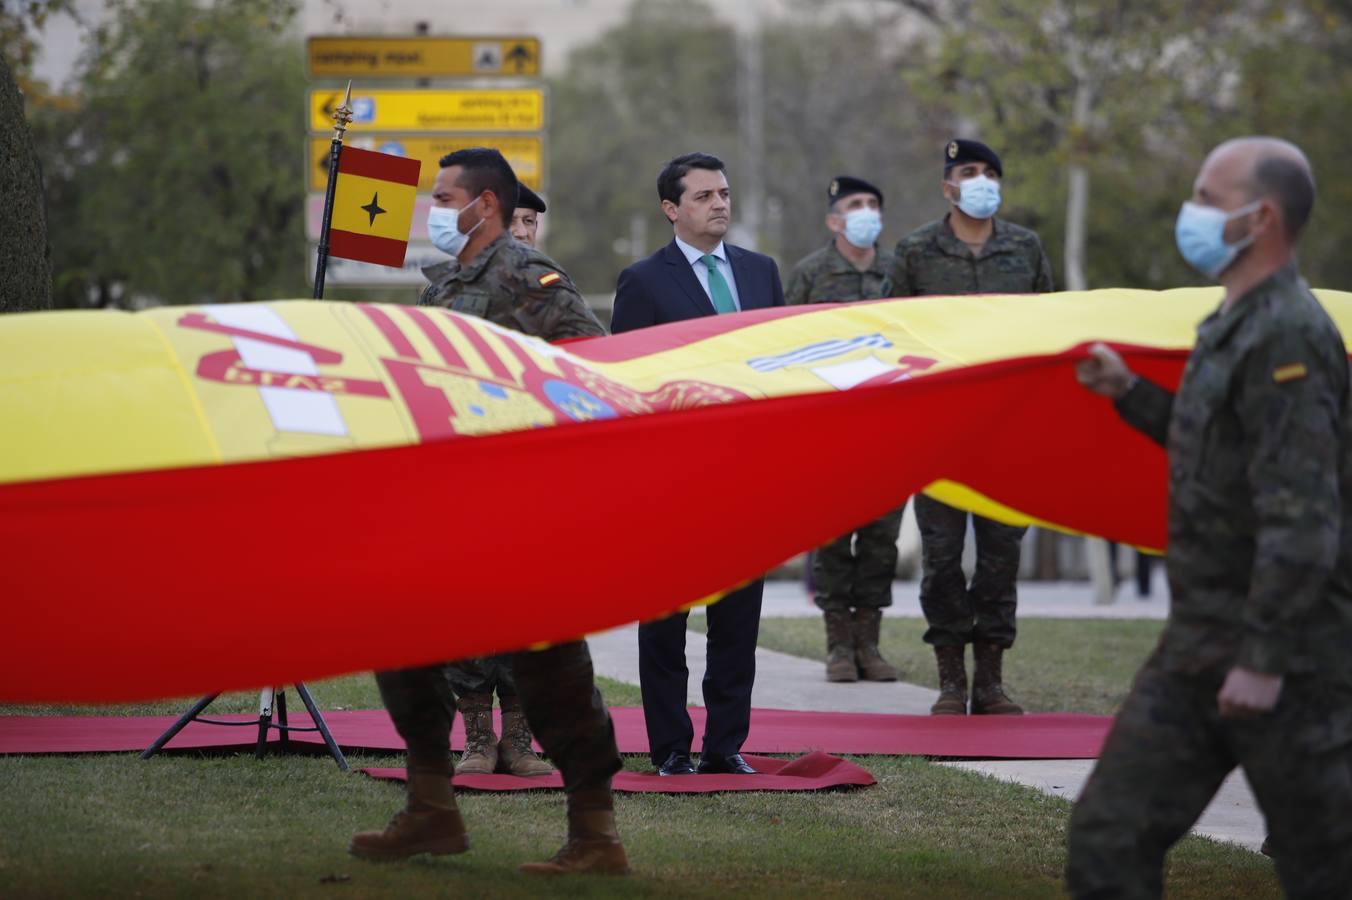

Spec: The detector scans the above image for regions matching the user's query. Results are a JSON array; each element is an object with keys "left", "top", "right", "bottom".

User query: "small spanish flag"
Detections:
[{"left": 327, "top": 146, "right": 421, "bottom": 268}]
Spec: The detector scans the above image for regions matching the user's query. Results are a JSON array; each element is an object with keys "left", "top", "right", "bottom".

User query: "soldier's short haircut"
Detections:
[
  {"left": 657, "top": 152, "right": 726, "bottom": 207},
  {"left": 438, "top": 147, "right": 518, "bottom": 227},
  {"left": 1251, "top": 154, "right": 1315, "bottom": 241}
]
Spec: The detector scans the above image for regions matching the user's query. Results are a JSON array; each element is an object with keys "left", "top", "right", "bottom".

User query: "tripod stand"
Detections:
[{"left": 140, "top": 684, "right": 349, "bottom": 771}]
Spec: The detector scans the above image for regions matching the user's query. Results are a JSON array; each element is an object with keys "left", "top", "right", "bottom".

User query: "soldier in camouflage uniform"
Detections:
[
  {"left": 787, "top": 175, "right": 905, "bottom": 682},
  {"left": 1070, "top": 138, "right": 1352, "bottom": 898},
  {"left": 892, "top": 139, "right": 1054, "bottom": 716},
  {"left": 351, "top": 149, "right": 627, "bottom": 877},
  {"left": 428, "top": 181, "right": 563, "bottom": 781}
]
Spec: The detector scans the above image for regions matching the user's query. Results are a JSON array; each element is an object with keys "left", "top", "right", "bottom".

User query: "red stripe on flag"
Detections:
[
  {"left": 358, "top": 304, "right": 421, "bottom": 360},
  {"left": 336, "top": 145, "right": 421, "bottom": 187},
  {"left": 442, "top": 310, "right": 514, "bottom": 382},
  {"left": 403, "top": 307, "right": 468, "bottom": 369},
  {"left": 329, "top": 229, "right": 408, "bottom": 268}
]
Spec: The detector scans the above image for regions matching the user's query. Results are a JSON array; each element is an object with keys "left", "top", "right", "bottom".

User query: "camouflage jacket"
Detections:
[
  {"left": 785, "top": 240, "right": 894, "bottom": 305},
  {"left": 418, "top": 233, "right": 605, "bottom": 341},
  {"left": 890, "top": 215, "right": 1055, "bottom": 296},
  {"left": 1116, "top": 264, "right": 1352, "bottom": 678}
]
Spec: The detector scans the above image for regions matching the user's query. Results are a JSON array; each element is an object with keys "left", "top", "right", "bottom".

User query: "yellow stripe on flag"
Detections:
[{"left": 331, "top": 173, "right": 417, "bottom": 243}]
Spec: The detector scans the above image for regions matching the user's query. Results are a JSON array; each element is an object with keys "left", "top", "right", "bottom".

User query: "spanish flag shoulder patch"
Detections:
[
  {"left": 1273, "top": 362, "right": 1309, "bottom": 384},
  {"left": 538, "top": 271, "right": 562, "bottom": 288}
]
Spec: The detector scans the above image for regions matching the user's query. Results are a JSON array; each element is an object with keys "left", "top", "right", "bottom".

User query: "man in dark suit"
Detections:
[{"left": 612, "top": 152, "right": 785, "bottom": 776}]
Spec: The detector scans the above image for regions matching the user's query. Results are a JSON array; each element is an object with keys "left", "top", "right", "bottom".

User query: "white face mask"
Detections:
[
  {"left": 427, "top": 194, "right": 484, "bottom": 256},
  {"left": 947, "top": 174, "right": 1001, "bottom": 220},
  {"left": 841, "top": 208, "right": 883, "bottom": 249}
]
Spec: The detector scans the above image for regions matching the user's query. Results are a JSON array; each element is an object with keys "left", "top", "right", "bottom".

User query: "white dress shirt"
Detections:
[{"left": 674, "top": 235, "right": 742, "bottom": 312}]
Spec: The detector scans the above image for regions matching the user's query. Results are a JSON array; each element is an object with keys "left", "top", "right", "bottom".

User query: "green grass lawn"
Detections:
[
  {"left": 689, "top": 616, "right": 1164, "bottom": 716},
  {"left": 0, "top": 674, "right": 646, "bottom": 720},
  {"left": 0, "top": 636, "right": 1280, "bottom": 898},
  {"left": 0, "top": 750, "right": 1276, "bottom": 899}
]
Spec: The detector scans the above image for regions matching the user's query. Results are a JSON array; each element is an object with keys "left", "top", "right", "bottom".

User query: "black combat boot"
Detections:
[
  {"left": 497, "top": 693, "right": 555, "bottom": 777},
  {"left": 931, "top": 645, "right": 968, "bottom": 715},
  {"left": 349, "top": 756, "right": 469, "bottom": 861},
  {"left": 455, "top": 692, "right": 498, "bottom": 775},
  {"left": 852, "top": 608, "right": 899, "bottom": 681},
  {"left": 518, "top": 786, "right": 630, "bottom": 876},
  {"left": 824, "top": 609, "right": 858, "bottom": 682},
  {"left": 970, "top": 642, "right": 1023, "bottom": 715}
]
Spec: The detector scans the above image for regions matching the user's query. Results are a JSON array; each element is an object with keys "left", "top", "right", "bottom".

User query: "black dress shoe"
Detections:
[
  {"left": 657, "top": 751, "right": 696, "bottom": 776},
  {"left": 696, "top": 753, "right": 756, "bottom": 775}
]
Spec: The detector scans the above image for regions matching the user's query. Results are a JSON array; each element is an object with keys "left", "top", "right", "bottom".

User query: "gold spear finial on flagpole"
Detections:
[{"left": 331, "top": 79, "right": 354, "bottom": 140}]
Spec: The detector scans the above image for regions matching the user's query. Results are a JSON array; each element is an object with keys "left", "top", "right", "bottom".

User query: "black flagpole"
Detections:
[{"left": 313, "top": 80, "right": 354, "bottom": 300}]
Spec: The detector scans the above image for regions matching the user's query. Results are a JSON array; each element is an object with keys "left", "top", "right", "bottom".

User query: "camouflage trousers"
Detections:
[
  {"left": 445, "top": 654, "right": 517, "bottom": 699},
  {"left": 1067, "top": 659, "right": 1352, "bottom": 898},
  {"left": 914, "top": 493, "right": 1026, "bottom": 648},
  {"left": 812, "top": 505, "right": 906, "bottom": 611},
  {"left": 375, "top": 640, "right": 622, "bottom": 792}
]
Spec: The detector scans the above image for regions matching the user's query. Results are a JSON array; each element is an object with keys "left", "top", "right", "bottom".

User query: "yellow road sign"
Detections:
[
  {"left": 309, "top": 89, "right": 544, "bottom": 133},
  {"left": 308, "top": 36, "right": 541, "bottom": 78},
  {"left": 311, "top": 136, "right": 543, "bottom": 193}
]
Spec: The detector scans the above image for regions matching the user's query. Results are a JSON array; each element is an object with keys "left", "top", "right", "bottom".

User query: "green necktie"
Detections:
[{"left": 700, "top": 254, "right": 738, "bottom": 314}]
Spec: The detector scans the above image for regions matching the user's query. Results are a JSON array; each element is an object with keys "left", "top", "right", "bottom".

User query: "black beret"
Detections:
[
  {"left": 827, "top": 175, "right": 884, "bottom": 208},
  {"left": 515, "top": 183, "right": 547, "bottom": 213},
  {"left": 943, "top": 139, "right": 1002, "bottom": 177}
]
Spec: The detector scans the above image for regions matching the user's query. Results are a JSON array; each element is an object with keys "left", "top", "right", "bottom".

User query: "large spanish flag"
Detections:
[
  {"left": 2, "top": 288, "right": 1350, "bottom": 702},
  {"left": 326, "top": 146, "right": 420, "bottom": 267}
]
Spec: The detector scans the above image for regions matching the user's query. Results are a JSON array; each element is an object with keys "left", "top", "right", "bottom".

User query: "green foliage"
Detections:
[
  {"left": 34, "top": 0, "right": 307, "bottom": 306},
  {"left": 545, "top": 0, "right": 740, "bottom": 293},
  {"left": 0, "top": 0, "right": 75, "bottom": 78},
  {"left": 1219, "top": 1, "right": 1352, "bottom": 290},
  {"left": 760, "top": 11, "right": 946, "bottom": 265},
  {"left": 888, "top": 0, "right": 1352, "bottom": 291}
]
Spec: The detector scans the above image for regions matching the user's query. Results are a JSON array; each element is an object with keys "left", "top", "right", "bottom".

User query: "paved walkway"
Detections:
[
  {"left": 734, "top": 576, "right": 1172, "bottom": 621},
  {"left": 588, "top": 579, "right": 1267, "bottom": 854}
]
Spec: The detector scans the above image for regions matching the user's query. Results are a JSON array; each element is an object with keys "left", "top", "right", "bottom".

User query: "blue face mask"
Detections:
[
  {"left": 841, "top": 208, "right": 883, "bottom": 249},
  {"left": 1174, "top": 200, "right": 1261, "bottom": 279},
  {"left": 948, "top": 174, "right": 1001, "bottom": 220},
  {"left": 427, "top": 195, "right": 483, "bottom": 257}
]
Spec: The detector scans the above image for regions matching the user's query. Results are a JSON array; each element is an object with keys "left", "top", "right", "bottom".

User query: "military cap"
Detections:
[
  {"left": 943, "top": 139, "right": 1002, "bottom": 177},
  {"left": 515, "top": 183, "right": 547, "bottom": 213},
  {"left": 827, "top": 175, "right": 884, "bottom": 208}
]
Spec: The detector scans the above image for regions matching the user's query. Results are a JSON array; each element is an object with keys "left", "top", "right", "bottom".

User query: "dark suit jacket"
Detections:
[{"left": 611, "top": 239, "right": 785, "bottom": 333}]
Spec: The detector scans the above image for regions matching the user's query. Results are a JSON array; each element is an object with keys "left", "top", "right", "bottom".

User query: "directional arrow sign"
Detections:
[
  {"left": 309, "top": 89, "right": 544, "bottom": 133},
  {"left": 309, "top": 135, "right": 544, "bottom": 193},
  {"left": 308, "top": 36, "right": 541, "bottom": 77}
]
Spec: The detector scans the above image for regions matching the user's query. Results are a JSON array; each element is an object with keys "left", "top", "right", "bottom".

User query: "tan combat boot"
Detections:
[
  {"left": 852, "top": 608, "right": 899, "bottom": 681},
  {"left": 455, "top": 692, "right": 499, "bottom": 775},
  {"left": 497, "top": 693, "right": 555, "bottom": 777},
  {"left": 970, "top": 642, "right": 1024, "bottom": 715},
  {"left": 349, "top": 759, "right": 469, "bottom": 861},
  {"left": 823, "top": 609, "right": 858, "bottom": 682},
  {"left": 519, "top": 787, "right": 630, "bottom": 876},
  {"left": 930, "top": 645, "right": 968, "bottom": 715}
]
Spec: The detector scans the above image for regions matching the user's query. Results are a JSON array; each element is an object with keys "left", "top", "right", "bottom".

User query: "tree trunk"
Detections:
[
  {"left": 1064, "top": 73, "right": 1116, "bottom": 602},
  {"left": 0, "top": 52, "right": 51, "bottom": 312}
]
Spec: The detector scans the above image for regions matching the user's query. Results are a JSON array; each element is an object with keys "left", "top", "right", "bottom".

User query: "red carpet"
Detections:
[
  {"left": 360, "top": 751, "right": 875, "bottom": 793},
  {"left": 0, "top": 707, "right": 1110, "bottom": 759}
]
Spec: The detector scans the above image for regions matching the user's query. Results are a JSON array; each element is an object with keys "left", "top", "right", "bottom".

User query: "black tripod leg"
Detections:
[
  {"left": 294, "top": 682, "right": 349, "bottom": 771},
  {"left": 140, "top": 693, "right": 220, "bottom": 760},
  {"left": 255, "top": 688, "right": 274, "bottom": 760},
  {"left": 277, "top": 689, "right": 290, "bottom": 754}
]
